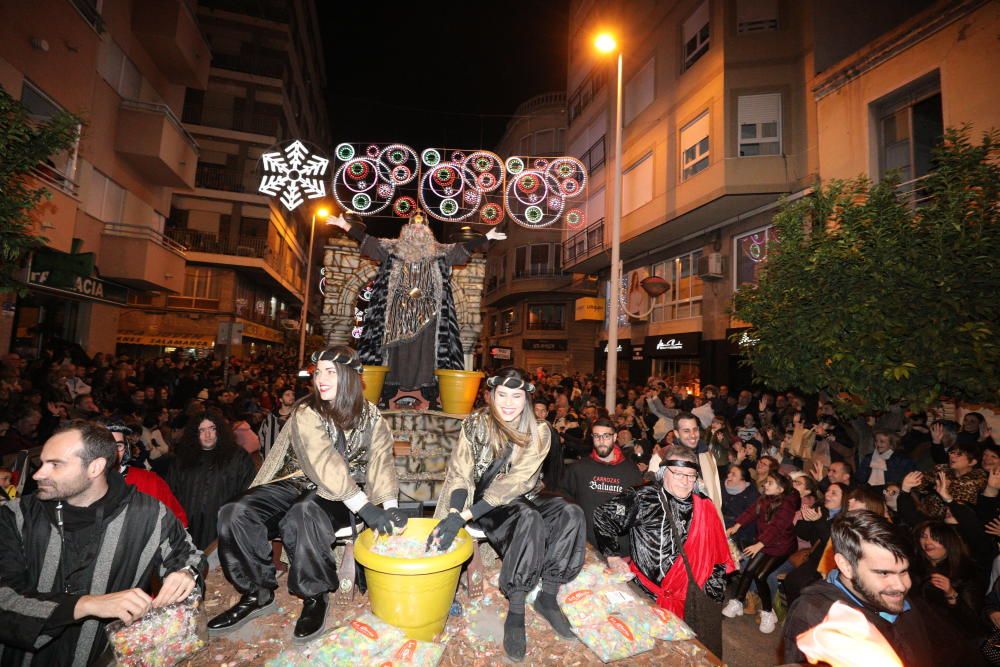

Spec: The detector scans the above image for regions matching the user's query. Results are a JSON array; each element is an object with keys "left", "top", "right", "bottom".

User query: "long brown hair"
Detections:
[
  {"left": 300, "top": 346, "right": 365, "bottom": 431},
  {"left": 481, "top": 367, "right": 537, "bottom": 454}
]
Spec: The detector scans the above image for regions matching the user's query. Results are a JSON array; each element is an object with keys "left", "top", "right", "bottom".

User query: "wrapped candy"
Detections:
[
  {"left": 105, "top": 592, "right": 206, "bottom": 667},
  {"left": 311, "top": 612, "right": 407, "bottom": 665},
  {"left": 612, "top": 603, "right": 694, "bottom": 641},
  {"left": 370, "top": 535, "right": 462, "bottom": 558},
  {"left": 558, "top": 582, "right": 640, "bottom": 628},
  {"left": 574, "top": 613, "right": 656, "bottom": 663},
  {"left": 368, "top": 637, "right": 446, "bottom": 666}
]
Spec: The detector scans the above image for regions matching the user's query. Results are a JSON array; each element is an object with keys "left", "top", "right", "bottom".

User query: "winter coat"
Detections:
[{"left": 734, "top": 492, "right": 800, "bottom": 556}]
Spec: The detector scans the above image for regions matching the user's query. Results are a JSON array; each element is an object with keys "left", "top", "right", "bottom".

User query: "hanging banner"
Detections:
[{"left": 574, "top": 297, "right": 605, "bottom": 321}]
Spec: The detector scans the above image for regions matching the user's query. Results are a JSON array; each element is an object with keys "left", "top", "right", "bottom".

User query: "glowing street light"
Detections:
[
  {"left": 594, "top": 33, "right": 617, "bottom": 54},
  {"left": 298, "top": 204, "right": 332, "bottom": 367}
]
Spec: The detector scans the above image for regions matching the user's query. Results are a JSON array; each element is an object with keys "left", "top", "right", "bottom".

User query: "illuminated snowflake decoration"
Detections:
[{"left": 257, "top": 140, "right": 330, "bottom": 211}]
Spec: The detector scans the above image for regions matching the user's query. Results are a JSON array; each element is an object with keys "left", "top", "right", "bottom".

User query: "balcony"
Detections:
[
  {"left": 116, "top": 100, "right": 199, "bottom": 188},
  {"left": 211, "top": 52, "right": 287, "bottom": 80},
  {"left": 562, "top": 219, "right": 605, "bottom": 273},
  {"left": 195, "top": 164, "right": 247, "bottom": 193},
  {"left": 99, "top": 222, "right": 187, "bottom": 292},
  {"left": 132, "top": 0, "right": 210, "bottom": 88},
  {"left": 165, "top": 228, "right": 304, "bottom": 298}
]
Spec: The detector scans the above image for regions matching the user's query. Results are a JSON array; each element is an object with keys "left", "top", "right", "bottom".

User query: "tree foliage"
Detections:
[
  {"left": 0, "top": 86, "right": 81, "bottom": 293},
  {"left": 733, "top": 127, "right": 999, "bottom": 413}
]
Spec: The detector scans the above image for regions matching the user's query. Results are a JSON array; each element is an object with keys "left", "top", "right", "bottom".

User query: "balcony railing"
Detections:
[
  {"left": 513, "top": 92, "right": 566, "bottom": 116},
  {"left": 195, "top": 164, "right": 247, "bottom": 192},
  {"left": 165, "top": 228, "right": 304, "bottom": 294},
  {"left": 895, "top": 174, "right": 933, "bottom": 209},
  {"left": 562, "top": 218, "right": 605, "bottom": 265},
  {"left": 120, "top": 99, "right": 200, "bottom": 153},
  {"left": 513, "top": 265, "right": 563, "bottom": 279},
  {"left": 103, "top": 222, "right": 187, "bottom": 255},
  {"left": 211, "top": 52, "right": 287, "bottom": 79}
]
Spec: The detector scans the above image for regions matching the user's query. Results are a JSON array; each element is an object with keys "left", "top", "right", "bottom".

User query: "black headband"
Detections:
[
  {"left": 311, "top": 350, "right": 363, "bottom": 375},
  {"left": 486, "top": 375, "right": 535, "bottom": 393},
  {"left": 662, "top": 459, "right": 699, "bottom": 470}
]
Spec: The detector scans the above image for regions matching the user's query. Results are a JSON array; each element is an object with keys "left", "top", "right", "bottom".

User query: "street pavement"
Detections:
[{"left": 723, "top": 612, "right": 784, "bottom": 666}]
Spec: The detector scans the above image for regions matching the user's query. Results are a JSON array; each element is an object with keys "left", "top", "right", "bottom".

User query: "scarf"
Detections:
[
  {"left": 627, "top": 493, "right": 735, "bottom": 617},
  {"left": 590, "top": 445, "right": 626, "bottom": 466},
  {"left": 868, "top": 449, "right": 893, "bottom": 487}
]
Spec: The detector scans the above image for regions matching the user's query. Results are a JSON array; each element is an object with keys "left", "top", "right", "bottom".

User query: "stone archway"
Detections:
[{"left": 319, "top": 236, "right": 487, "bottom": 367}]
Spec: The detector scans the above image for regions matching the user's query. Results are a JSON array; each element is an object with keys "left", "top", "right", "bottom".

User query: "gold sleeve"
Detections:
[
  {"left": 363, "top": 413, "right": 399, "bottom": 506},
  {"left": 290, "top": 405, "right": 360, "bottom": 502},
  {"left": 433, "top": 428, "right": 476, "bottom": 519},
  {"left": 482, "top": 424, "right": 550, "bottom": 507}
]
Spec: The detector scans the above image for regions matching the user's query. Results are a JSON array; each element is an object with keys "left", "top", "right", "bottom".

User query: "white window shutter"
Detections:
[
  {"left": 738, "top": 94, "right": 780, "bottom": 126},
  {"left": 624, "top": 58, "right": 655, "bottom": 126},
  {"left": 680, "top": 112, "right": 710, "bottom": 151},
  {"left": 623, "top": 153, "right": 654, "bottom": 215},
  {"left": 683, "top": 1, "right": 710, "bottom": 43}
]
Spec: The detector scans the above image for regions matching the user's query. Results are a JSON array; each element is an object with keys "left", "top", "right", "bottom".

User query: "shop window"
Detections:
[
  {"left": 738, "top": 94, "right": 781, "bottom": 156},
  {"left": 680, "top": 111, "right": 710, "bottom": 181},
  {"left": 527, "top": 304, "right": 564, "bottom": 331},
  {"left": 734, "top": 225, "right": 778, "bottom": 288}
]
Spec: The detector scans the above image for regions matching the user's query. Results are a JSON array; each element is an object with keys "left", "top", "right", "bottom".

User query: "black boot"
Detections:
[
  {"left": 293, "top": 594, "right": 328, "bottom": 643},
  {"left": 207, "top": 589, "right": 276, "bottom": 635}
]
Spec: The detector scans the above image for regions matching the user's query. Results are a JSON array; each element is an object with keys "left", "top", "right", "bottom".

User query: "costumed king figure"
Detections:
[
  {"left": 593, "top": 444, "right": 736, "bottom": 658},
  {"left": 427, "top": 367, "right": 586, "bottom": 661},
  {"left": 330, "top": 211, "right": 505, "bottom": 405},
  {"left": 207, "top": 346, "right": 405, "bottom": 643}
]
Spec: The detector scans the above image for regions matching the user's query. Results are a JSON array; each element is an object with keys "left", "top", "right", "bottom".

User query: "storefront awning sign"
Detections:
[
  {"left": 116, "top": 333, "right": 215, "bottom": 348},
  {"left": 27, "top": 269, "right": 128, "bottom": 305},
  {"left": 643, "top": 332, "right": 701, "bottom": 358}
]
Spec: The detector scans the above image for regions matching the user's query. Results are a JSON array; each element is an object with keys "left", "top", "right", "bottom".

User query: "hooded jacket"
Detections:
[{"left": 0, "top": 473, "right": 204, "bottom": 667}]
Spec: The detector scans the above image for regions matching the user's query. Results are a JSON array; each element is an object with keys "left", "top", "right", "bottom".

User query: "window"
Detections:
[
  {"left": 568, "top": 67, "right": 609, "bottom": 125},
  {"left": 514, "top": 244, "right": 561, "bottom": 278},
  {"left": 499, "top": 308, "right": 517, "bottom": 335},
  {"left": 733, "top": 225, "right": 778, "bottom": 288},
  {"left": 79, "top": 163, "right": 125, "bottom": 223},
  {"left": 623, "top": 153, "right": 654, "bottom": 214},
  {"left": 97, "top": 36, "right": 141, "bottom": 99},
  {"left": 586, "top": 187, "right": 606, "bottom": 226},
  {"left": 69, "top": 0, "right": 103, "bottom": 31},
  {"left": 168, "top": 267, "right": 222, "bottom": 310},
  {"left": 737, "top": 0, "right": 778, "bottom": 33},
  {"left": 683, "top": 1, "right": 710, "bottom": 71},
  {"left": 527, "top": 304, "right": 565, "bottom": 331},
  {"left": 535, "top": 129, "right": 557, "bottom": 155},
  {"left": 519, "top": 135, "right": 532, "bottom": 154},
  {"left": 650, "top": 249, "right": 704, "bottom": 321},
  {"left": 874, "top": 74, "right": 943, "bottom": 183},
  {"left": 20, "top": 81, "right": 79, "bottom": 189},
  {"left": 580, "top": 136, "right": 606, "bottom": 173},
  {"left": 624, "top": 58, "right": 655, "bottom": 126},
  {"left": 680, "top": 112, "right": 710, "bottom": 180},
  {"left": 738, "top": 94, "right": 781, "bottom": 156}
]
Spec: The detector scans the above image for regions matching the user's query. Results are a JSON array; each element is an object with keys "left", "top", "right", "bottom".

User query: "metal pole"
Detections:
[
  {"left": 605, "top": 51, "right": 624, "bottom": 413},
  {"left": 297, "top": 213, "right": 317, "bottom": 368}
]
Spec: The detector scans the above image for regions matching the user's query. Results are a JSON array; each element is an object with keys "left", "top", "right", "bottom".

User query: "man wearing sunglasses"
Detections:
[{"left": 562, "top": 418, "right": 643, "bottom": 546}]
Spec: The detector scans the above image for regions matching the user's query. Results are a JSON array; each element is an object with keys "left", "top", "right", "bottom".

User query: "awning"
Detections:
[{"left": 116, "top": 333, "right": 216, "bottom": 348}]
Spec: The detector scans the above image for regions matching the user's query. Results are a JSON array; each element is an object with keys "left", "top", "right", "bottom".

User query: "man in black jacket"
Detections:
[
  {"left": 783, "top": 510, "right": 972, "bottom": 667},
  {"left": 562, "top": 418, "right": 643, "bottom": 546},
  {"left": 0, "top": 422, "right": 205, "bottom": 666}
]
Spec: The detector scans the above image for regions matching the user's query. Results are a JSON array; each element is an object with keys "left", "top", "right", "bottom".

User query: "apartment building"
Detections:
[
  {"left": 479, "top": 92, "right": 600, "bottom": 374},
  {"left": 114, "top": 0, "right": 331, "bottom": 357},
  {"left": 565, "top": 0, "right": 817, "bottom": 387},
  {"left": 0, "top": 0, "right": 208, "bottom": 357}
]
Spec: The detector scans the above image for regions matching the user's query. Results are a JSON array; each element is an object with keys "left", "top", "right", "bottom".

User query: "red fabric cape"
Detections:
[
  {"left": 124, "top": 467, "right": 189, "bottom": 527},
  {"left": 628, "top": 493, "right": 735, "bottom": 617}
]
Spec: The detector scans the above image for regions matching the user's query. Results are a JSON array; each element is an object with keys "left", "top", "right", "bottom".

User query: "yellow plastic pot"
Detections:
[
  {"left": 362, "top": 365, "right": 389, "bottom": 404},
  {"left": 354, "top": 518, "right": 474, "bottom": 640},
  {"left": 434, "top": 369, "right": 483, "bottom": 415}
]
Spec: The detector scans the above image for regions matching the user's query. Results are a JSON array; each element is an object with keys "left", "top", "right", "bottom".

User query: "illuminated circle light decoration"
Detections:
[
  {"left": 504, "top": 155, "right": 588, "bottom": 228},
  {"left": 258, "top": 140, "right": 330, "bottom": 211},
  {"left": 416, "top": 149, "right": 505, "bottom": 224},
  {"left": 332, "top": 142, "right": 419, "bottom": 216}
]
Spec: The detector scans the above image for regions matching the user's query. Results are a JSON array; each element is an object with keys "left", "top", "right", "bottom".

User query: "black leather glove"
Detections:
[
  {"left": 427, "top": 511, "right": 466, "bottom": 552},
  {"left": 357, "top": 502, "right": 393, "bottom": 535},
  {"left": 386, "top": 507, "right": 409, "bottom": 533}
]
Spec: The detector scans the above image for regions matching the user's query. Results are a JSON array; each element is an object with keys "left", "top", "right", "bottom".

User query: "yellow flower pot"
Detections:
[
  {"left": 362, "top": 365, "right": 389, "bottom": 404},
  {"left": 434, "top": 369, "right": 483, "bottom": 415},
  {"left": 354, "top": 518, "right": 474, "bottom": 640}
]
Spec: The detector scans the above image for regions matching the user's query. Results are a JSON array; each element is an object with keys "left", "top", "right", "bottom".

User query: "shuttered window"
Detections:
[
  {"left": 683, "top": 1, "right": 710, "bottom": 70},
  {"left": 623, "top": 153, "right": 654, "bottom": 214},
  {"left": 738, "top": 94, "right": 781, "bottom": 156},
  {"left": 680, "top": 112, "right": 710, "bottom": 180}
]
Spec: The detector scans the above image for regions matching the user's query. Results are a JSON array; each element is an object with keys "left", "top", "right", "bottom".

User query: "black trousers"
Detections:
[
  {"left": 217, "top": 479, "right": 351, "bottom": 598},
  {"left": 732, "top": 551, "right": 788, "bottom": 612},
  {"left": 474, "top": 494, "right": 587, "bottom": 597}
]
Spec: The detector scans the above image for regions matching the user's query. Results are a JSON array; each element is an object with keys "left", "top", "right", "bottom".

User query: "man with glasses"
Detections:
[
  {"left": 593, "top": 444, "right": 735, "bottom": 658},
  {"left": 104, "top": 421, "right": 187, "bottom": 527},
  {"left": 562, "top": 418, "right": 642, "bottom": 546},
  {"left": 651, "top": 411, "right": 723, "bottom": 510}
]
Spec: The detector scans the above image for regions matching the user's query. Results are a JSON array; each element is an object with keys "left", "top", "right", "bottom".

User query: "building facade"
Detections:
[
  {"left": 0, "top": 0, "right": 208, "bottom": 356},
  {"left": 120, "top": 0, "right": 331, "bottom": 358},
  {"left": 479, "top": 92, "right": 600, "bottom": 374},
  {"left": 566, "top": 0, "right": 997, "bottom": 389}
]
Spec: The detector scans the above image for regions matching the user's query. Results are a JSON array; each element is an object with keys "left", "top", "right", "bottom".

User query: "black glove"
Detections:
[
  {"left": 427, "top": 511, "right": 466, "bottom": 552},
  {"left": 386, "top": 507, "right": 408, "bottom": 533},
  {"left": 357, "top": 502, "right": 393, "bottom": 535}
]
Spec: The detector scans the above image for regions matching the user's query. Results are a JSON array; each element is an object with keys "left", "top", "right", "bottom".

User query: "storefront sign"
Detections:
[
  {"left": 596, "top": 340, "right": 631, "bottom": 357},
  {"left": 643, "top": 332, "right": 701, "bottom": 358},
  {"left": 574, "top": 297, "right": 606, "bottom": 321},
  {"left": 27, "top": 270, "right": 128, "bottom": 305},
  {"left": 236, "top": 318, "right": 284, "bottom": 343},
  {"left": 631, "top": 347, "right": 645, "bottom": 362},
  {"left": 727, "top": 327, "right": 757, "bottom": 354},
  {"left": 116, "top": 333, "right": 215, "bottom": 348},
  {"left": 490, "top": 346, "right": 512, "bottom": 360},
  {"left": 522, "top": 339, "right": 567, "bottom": 351}
]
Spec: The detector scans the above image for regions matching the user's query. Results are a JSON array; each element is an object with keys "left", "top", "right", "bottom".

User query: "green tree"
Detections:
[
  {"left": 0, "top": 86, "right": 81, "bottom": 293},
  {"left": 733, "top": 127, "right": 999, "bottom": 413}
]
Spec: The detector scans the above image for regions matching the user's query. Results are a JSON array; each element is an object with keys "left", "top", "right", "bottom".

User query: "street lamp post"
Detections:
[
  {"left": 298, "top": 206, "right": 330, "bottom": 367},
  {"left": 596, "top": 33, "right": 624, "bottom": 413}
]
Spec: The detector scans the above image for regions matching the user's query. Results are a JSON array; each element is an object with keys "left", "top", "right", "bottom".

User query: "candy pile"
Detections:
[
  {"left": 368, "top": 637, "right": 446, "bottom": 666},
  {"left": 370, "top": 534, "right": 462, "bottom": 558},
  {"left": 575, "top": 613, "right": 656, "bottom": 663},
  {"left": 640, "top": 604, "right": 695, "bottom": 641},
  {"left": 106, "top": 593, "right": 206, "bottom": 667}
]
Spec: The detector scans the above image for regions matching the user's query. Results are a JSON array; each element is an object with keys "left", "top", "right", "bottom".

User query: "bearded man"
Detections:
[{"left": 331, "top": 211, "right": 504, "bottom": 404}]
